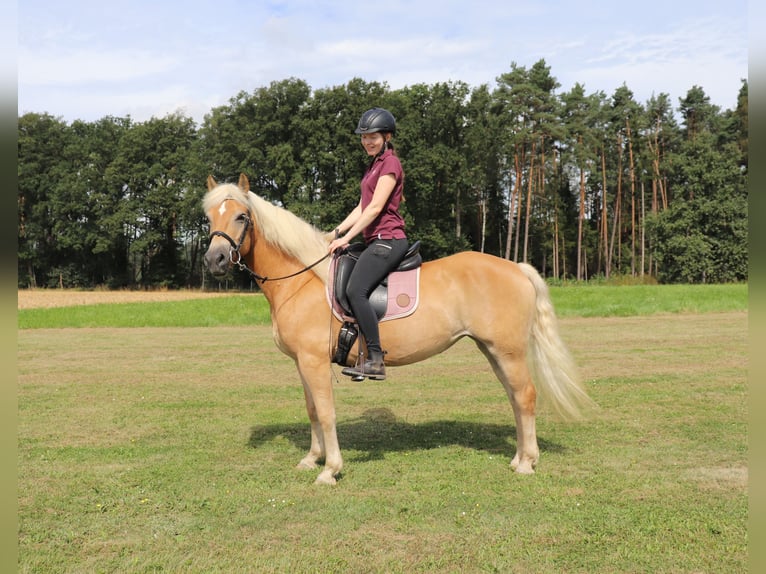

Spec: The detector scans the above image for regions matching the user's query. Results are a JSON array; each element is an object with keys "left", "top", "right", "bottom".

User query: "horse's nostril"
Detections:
[{"left": 204, "top": 248, "right": 227, "bottom": 271}]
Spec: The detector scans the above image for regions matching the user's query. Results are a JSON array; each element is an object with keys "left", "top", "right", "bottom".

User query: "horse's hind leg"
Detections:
[{"left": 479, "top": 344, "right": 540, "bottom": 474}]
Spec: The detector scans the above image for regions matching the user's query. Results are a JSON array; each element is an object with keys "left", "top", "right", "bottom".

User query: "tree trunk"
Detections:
[
  {"left": 522, "top": 140, "right": 536, "bottom": 263},
  {"left": 609, "top": 133, "right": 623, "bottom": 274},
  {"left": 455, "top": 185, "right": 461, "bottom": 239},
  {"left": 553, "top": 209, "right": 559, "bottom": 279},
  {"left": 552, "top": 147, "right": 560, "bottom": 279},
  {"left": 626, "top": 117, "right": 637, "bottom": 276},
  {"left": 601, "top": 145, "right": 609, "bottom": 278},
  {"left": 513, "top": 146, "right": 525, "bottom": 261},
  {"left": 504, "top": 145, "right": 522, "bottom": 260},
  {"left": 577, "top": 164, "right": 585, "bottom": 280},
  {"left": 479, "top": 195, "right": 487, "bottom": 253},
  {"left": 640, "top": 180, "right": 646, "bottom": 277}
]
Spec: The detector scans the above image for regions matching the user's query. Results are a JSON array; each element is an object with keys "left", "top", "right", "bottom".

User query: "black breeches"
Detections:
[{"left": 346, "top": 238, "right": 409, "bottom": 354}]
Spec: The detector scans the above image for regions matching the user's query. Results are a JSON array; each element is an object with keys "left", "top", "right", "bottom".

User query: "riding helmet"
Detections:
[{"left": 355, "top": 108, "right": 396, "bottom": 134}]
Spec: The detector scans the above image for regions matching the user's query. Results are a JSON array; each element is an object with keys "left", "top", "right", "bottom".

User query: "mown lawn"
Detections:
[{"left": 17, "top": 286, "right": 748, "bottom": 573}]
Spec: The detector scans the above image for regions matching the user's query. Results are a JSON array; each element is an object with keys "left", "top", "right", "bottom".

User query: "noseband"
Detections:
[{"left": 209, "top": 214, "right": 251, "bottom": 265}]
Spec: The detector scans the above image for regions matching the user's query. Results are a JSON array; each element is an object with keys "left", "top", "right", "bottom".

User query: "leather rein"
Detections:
[{"left": 209, "top": 212, "right": 329, "bottom": 284}]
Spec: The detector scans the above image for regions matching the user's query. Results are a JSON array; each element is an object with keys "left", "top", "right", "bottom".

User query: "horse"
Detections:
[{"left": 203, "top": 174, "right": 593, "bottom": 485}]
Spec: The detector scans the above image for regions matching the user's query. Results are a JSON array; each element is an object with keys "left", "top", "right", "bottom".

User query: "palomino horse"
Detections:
[{"left": 203, "top": 174, "right": 592, "bottom": 485}]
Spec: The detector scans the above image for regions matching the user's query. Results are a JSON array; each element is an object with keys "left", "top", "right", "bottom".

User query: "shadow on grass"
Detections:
[{"left": 248, "top": 407, "right": 564, "bottom": 463}]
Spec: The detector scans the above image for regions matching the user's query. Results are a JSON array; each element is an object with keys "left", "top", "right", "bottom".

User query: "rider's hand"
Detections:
[{"left": 328, "top": 236, "right": 349, "bottom": 254}]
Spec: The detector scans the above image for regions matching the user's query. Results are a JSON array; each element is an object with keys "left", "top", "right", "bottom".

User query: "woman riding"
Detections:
[{"left": 328, "top": 107, "right": 408, "bottom": 380}]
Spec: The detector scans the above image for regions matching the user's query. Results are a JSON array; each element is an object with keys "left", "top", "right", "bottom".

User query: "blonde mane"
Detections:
[{"left": 203, "top": 183, "right": 330, "bottom": 284}]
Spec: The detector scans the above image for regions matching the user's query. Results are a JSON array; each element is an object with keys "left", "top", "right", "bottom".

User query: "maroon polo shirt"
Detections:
[{"left": 360, "top": 148, "right": 406, "bottom": 243}]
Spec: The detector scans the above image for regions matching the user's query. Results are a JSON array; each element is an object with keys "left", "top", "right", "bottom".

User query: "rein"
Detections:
[{"left": 209, "top": 213, "right": 330, "bottom": 284}]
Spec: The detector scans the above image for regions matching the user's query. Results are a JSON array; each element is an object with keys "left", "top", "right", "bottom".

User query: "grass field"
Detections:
[
  {"left": 17, "top": 285, "right": 748, "bottom": 573},
  {"left": 17, "top": 283, "right": 748, "bottom": 328}
]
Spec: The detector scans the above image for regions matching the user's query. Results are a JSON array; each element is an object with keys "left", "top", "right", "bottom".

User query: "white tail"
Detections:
[{"left": 517, "top": 263, "right": 595, "bottom": 420}]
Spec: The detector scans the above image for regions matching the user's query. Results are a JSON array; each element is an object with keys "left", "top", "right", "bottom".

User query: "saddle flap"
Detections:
[{"left": 333, "top": 252, "right": 357, "bottom": 316}]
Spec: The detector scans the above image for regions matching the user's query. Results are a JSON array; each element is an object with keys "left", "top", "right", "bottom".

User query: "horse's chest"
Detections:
[{"left": 271, "top": 324, "right": 289, "bottom": 353}]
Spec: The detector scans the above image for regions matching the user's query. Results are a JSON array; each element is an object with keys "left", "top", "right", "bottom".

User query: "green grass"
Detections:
[
  {"left": 17, "top": 283, "right": 748, "bottom": 328},
  {"left": 549, "top": 283, "right": 748, "bottom": 317},
  {"left": 17, "top": 295, "right": 272, "bottom": 329},
  {"left": 17, "top": 287, "right": 748, "bottom": 572}
]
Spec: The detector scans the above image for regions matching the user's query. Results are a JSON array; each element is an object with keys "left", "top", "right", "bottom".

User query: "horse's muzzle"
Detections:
[{"left": 204, "top": 243, "right": 231, "bottom": 277}]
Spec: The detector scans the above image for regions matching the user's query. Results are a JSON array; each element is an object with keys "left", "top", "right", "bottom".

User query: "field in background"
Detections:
[
  {"left": 17, "top": 288, "right": 748, "bottom": 572},
  {"left": 17, "top": 289, "right": 230, "bottom": 309},
  {"left": 17, "top": 283, "right": 748, "bottom": 329}
]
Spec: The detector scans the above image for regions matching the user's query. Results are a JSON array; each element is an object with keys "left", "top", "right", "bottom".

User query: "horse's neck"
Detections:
[{"left": 249, "top": 240, "right": 318, "bottom": 306}]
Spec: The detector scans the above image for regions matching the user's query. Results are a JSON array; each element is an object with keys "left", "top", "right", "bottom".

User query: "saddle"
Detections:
[{"left": 329, "top": 240, "right": 422, "bottom": 366}]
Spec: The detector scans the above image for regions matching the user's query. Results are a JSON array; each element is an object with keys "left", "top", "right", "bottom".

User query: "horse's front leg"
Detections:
[
  {"left": 296, "top": 357, "right": 343, "bottom": 485},
  {"left": 296, "top": 381, "right": 324, "bottom": 471}
]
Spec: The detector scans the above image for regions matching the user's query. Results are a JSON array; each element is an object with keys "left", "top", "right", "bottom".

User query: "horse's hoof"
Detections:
[
  {"left": 296, "top": 458, "right": 318, "bottom": 470},
  {"left": 513, "top": 462, "right": 536, "bottom": 475},
  {"left": 314, "top": 471, "right": 337, "bottom": 485}
]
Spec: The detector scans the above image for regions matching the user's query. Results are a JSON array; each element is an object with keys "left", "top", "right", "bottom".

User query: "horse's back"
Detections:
[
  {"left": 419, "top": 251, "right": 536, "bottom": 325},
  {"left": 421, "top": 251, "right": 536, "bottom": 302},
  {"left": 378, "top": 250, "right": 538, "bottom": 363}
]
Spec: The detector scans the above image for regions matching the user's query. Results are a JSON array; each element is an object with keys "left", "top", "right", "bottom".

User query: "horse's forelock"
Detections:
[{"left": 202, "top": 183, "right": 249, "bottom": 215}]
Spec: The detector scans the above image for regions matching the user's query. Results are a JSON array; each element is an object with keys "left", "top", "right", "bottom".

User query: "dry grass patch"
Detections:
[{"left": 17, "top": 289, "right": 230, "bottom": 309}]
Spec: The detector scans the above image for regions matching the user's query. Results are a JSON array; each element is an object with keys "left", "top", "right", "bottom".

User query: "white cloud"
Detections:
[
  {"left": 16, "top": 1, "right": 747, "bottom": 123},
  {"left": 17, "top": 81, "right": 227, "bottom": 125},
  {"left": 18, "top": 47, "right": 177, "bottom": 87},
  {"left": 592, "top": 17, "right": 744, "bottom": 67},
  {"left": 567, "top": 17, "right": 748, "bottom": 108}
]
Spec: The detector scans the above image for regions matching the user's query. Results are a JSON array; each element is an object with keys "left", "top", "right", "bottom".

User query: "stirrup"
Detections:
[
  {"left": 341, "top": 364, "right": 366, "bottom": 382},
  {"left": 341, "top": 363, "right": 385, "bottom": 381},
  {"left": 342, "top": 343, "right": 366, "bottom": 381},
  {"left": 341, "top": 348, "right": 386, "bottom": 381},
  {"left": 341, "top": 333, "right": 368, "bottom": 382}
]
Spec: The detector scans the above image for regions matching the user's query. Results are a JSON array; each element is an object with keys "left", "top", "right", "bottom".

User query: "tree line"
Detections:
[{"left": 17, "top": 59, "right": 748, "bottom": 289}]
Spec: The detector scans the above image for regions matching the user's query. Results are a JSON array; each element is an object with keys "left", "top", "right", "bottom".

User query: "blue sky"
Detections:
[{"left": 17, "top": 0, "right": 749, "bottom": 124}]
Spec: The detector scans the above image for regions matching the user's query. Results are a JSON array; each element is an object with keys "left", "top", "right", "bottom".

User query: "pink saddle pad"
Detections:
[{"left": 327, "top": 258, "right": 420, "bottom": 323}]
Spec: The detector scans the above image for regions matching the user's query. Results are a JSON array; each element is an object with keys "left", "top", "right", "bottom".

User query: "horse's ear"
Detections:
[
  {"left": 238, "top": 173, "right": 250, "bottom": 192},
  {"left": 206, "top": 175, "right": 217, "bottom": 191}
]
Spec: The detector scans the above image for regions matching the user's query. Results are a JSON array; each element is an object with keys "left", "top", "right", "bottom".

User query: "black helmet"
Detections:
[{"left": 355, "top": 108, "right": 396, "bottom": 134}]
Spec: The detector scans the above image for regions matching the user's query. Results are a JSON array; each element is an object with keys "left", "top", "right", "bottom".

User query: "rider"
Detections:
[{"left": 328, "top": 107, "right": 408, "bottom": 380}]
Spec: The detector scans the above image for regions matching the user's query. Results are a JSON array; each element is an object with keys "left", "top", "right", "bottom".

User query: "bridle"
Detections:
[
  {"left": 209, "top": 214, "right": 252, "bottom": 266},
  {"left": 208, "top": 206, "right": 330, "bottom": 284}
]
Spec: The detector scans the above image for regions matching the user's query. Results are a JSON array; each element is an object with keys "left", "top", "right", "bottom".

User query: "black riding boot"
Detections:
[{"left": 342, "top": 349, "right": 386, "bottom": 381}]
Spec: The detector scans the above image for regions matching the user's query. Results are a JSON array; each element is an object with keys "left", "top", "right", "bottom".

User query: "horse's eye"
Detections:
[{"left": 236, "top": 213, "right": 248, "bottom": 223}]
